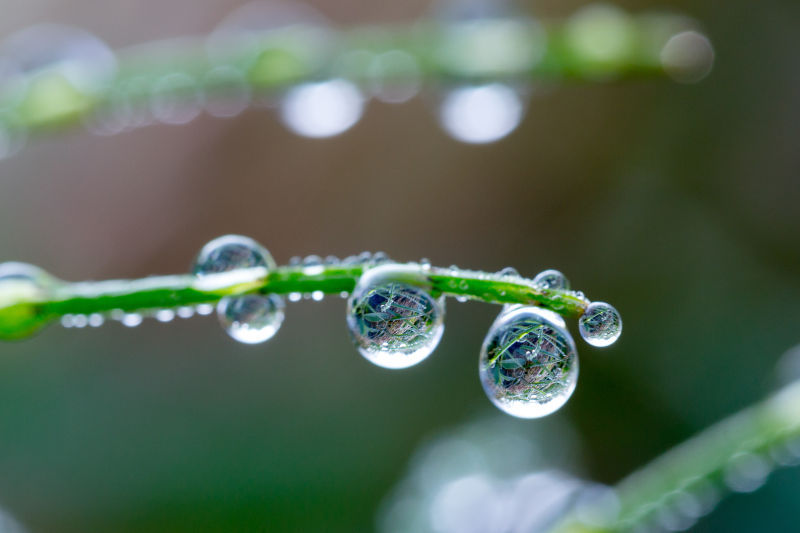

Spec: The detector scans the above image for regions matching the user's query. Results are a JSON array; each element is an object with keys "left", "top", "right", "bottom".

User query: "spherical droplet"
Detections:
[
  {"left": 192, "top": 234, "right": 275, "bottom": 277},
  {"left": 347, "top": 264, "right": 445, "bottom": 369},
  {"left": 480, "top": 306, "right": 578, "bottom": 418},
  {"left": 533, "top": 269, "right": 570, "bottom": 290},
  {"left": 578, "top": 301, "right": 622, "bottom": 347},
  {"left": 279, "top": 79, "right": 364, "bottom": 138},
  {"left": 217, "top": 293, "right": 284, "bottom": 344},
  {"left": 660, "top": 30, "right": 714, "bottom": 84},
  {"left": 439, "top": 83, "right": 524, "bottom": 144},
  {"left": 150, "top": 72, "right": 201, "bottom": 125}
]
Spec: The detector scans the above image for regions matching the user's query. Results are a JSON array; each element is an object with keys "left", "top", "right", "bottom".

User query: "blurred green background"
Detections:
[{"left": 0, "top": 0, "right": 799, "bottom": 531}]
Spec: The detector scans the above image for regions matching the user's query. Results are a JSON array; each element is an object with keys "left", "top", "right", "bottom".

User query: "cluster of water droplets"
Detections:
[{"left": 0, "top": 1, "right": 714, "bottom": 157}]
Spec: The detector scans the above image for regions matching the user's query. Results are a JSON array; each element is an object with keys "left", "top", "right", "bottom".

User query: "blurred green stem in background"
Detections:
[
  {"left": 0, "top": 261, "right": 590, "bottom": 340},
  {"left": 0, "top": 7, "right": 710, "bottom": 134}
]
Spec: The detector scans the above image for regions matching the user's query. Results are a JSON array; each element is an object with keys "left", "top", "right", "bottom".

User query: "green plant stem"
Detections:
[
  {"left": 0, "top": 10, "right": 698, "bottom": 133},
  {"left": 552, "top": 380, "right": 800, "bottom": 532},
  {"left": 0, "top": 262, "right": 590, "bottom": 340}
]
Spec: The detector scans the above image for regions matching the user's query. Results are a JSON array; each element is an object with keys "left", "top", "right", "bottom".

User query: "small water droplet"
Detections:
[
  {"left": 579, "top": 302, "right": 622, "bottom": 347},
  {"left": 439, "top": 83, "right": 524, "bottom": 144},
  {"left": 192, "top": 234, "right": 275, "bottom": 276},
  {"left": 155, "top": 309, "right": 176, "bottom": 323},
  {"left": 419, "top": 258, "right": 431, "bottom": 270},
  {"left": 371, "top": 251, "right": 391, "bottom": 264},
  {"left": 88, "top": 313, "right": 104, "bottom": 327},
  {"left": 217, "top": 293, "right": 284, "bottom": 344},
  {"left": 324, "top": 255, "right": 340, "bottom": 265},
  {"left": 311, "top": 290, "right": 324, "bottom": 301},
  {"left": 347, "top": 264, "right": 445, "bottom": 369},
  {"left": 497, "top": 266, "right": 520, "bottom": 277},
  {"left": 122, "top": 313, "right": 143, "bottom": 327},
  {"left": 280, "top": 79, "right": 364, "bottom": 138},
  {"left": 302, "top": 255, "right": 324, "bottom": 275},
  {"left": 150, "top": 72, "right": 201, "bottom": 125},
  {"left": 723, "top": 453, "right": 771, "bottom": 493},
  {"left": 176, "top": 306, "right": 195, "bottom": 319},
  {"left": 339, "top": 291, "right": 349, "bottom": 299},
  {"left": 480, "top": 306, "right": 579, "bottom": 418},
  {"left": 533, "top": 269, "right": 570, "bottom": 290},
  {"left": 458, "top": 280, "right": 469, "bottom": 290},
  {"left": 289, "top": 256, "right": 301, "bottom": 266},
  {"left": 456, "top": 296, "right": 468, "bottom": 303},
  {"left": 288, "top": 292, "right": 302, "bottom": 302},
  {"left": 60, "top": 315, "right": 74, "bottom": 328},
  {"left": 196, "top": 304, "right": 214, "bottom": 316},
  {"left": 202, "top": 65, "right": 251, "bottom": 118}
]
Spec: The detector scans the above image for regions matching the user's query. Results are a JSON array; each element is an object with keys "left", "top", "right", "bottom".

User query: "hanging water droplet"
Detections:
[
  {"left": 456, "top": 296, "right": 468, "bottom": 303},
  {"left": 288, "top": 292, "right": 302, "bottom": 302},
  {"left": 339, "top": 291, "right": 349, "bottom": 299},
  {"left": 196, "top": 304, "right": 215, "bottom": 316},
  {"left": 579, "top": 301, "right": 622, "bottom": 347},
  {"left": 279, "top": 79, "right": 364, "bottom": 138},
  {"left": 347, "top": 264, "right": 445, "bottom": 369},
  {"left": 88, "top": 313, "right": 104, "bottom": 327},
  {"left": 61, "top": 315, "right": 74, "bottom": 328},
  {"left": 217, "top": 293, "right": 284, "bottom": 344},
  {"left": 155, "top": 309, "right": 176, "bottom": 323},
  {"left": 176, "top": 306, "right": 195, "bottom": 319},
  {"left": 479, "top": 305, "right": 579, "bottom": 418},
  {"left": 439, "top": 83, "right": 524, "bottom": 144},
  {"left": 311, "top": 290, "right": 324, "bottom": 301},
  {"left": 723, "top": 453, "right": 771, "bottom": 493},
  {"left": 192, "top": 234, "right": 275, "bottom": 277},
  {"left": 122, "top": 313, "right": 143, "bottom": 327},
  {"left": 533, "top": 269, "right": 570, "bottom": 290},
  {"left": 72, "top": 314, "right": 88, "bottom": 328}
]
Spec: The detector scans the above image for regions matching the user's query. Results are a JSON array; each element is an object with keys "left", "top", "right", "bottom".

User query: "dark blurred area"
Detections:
[{"left": 0, "top": 0, "right": 799, "bottom": 531}]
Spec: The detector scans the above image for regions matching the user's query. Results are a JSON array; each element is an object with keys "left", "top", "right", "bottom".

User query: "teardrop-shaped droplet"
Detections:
[
  {"left": 217, "top": 293, "right": 284, "bottom": 344},
  {"left": 480, "top": 305, "right": 578, "bottom": 418},
  {"left": 578, "top": 301, "right": 622, "bottom": 347},
  {"left": 279, "top": 78, "right": 364, "bottom": 138},
  {"left": 347, "top": 264, "right": 445, "bottom": 369},
  {"left": 438, "top": 83, "right": 524, "bottom": 144},
  {"left": 192, "top": 234, "right": 275, "bottom": 276},
  {"left": 533, "top": 269, "right": 570, "bottom": 290}
]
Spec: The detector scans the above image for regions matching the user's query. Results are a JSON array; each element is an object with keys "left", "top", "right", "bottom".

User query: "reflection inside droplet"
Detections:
[{"left": 439, "top": 84, "right": 523, "bottom": 144}]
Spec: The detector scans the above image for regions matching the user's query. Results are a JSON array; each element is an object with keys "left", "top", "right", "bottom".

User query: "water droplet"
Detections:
[
  {"left": 347, "top": 264, "right": 445, "bottom": 369},
  {"left": 579, "top": 302, "right": 622, "bottom": 347},
  {"left": 196, "top": 304, "right": 214, "bottom": 316},
  {"left": 289, "top": 256, "right": 301, "bottom": 266},
  {"left": 439, "top": 83, "right": 524, "bottom": 144},
  {"left": 192, "top": 234, "right": 275, "bottom": 276},
  {"left": 176, "top": 306, "right": 195, "bottom": 319},
  {"left": 324, "top": 255, "right": 340, "bottom": 265},
  {"left": 302, "top": 255, "right": 324, "bottom": 275},
  {"left": 419, "top": 258, "right": 432, "bottom": 270},
  {"left": 288, "top": 292, "right": 302, "bottom": 302},
  {"left": 280, "top": 79, "right": 364, "bottom": 138},
  {"left": 339, "top": 291, "right": 349, "bottom": 299},
  {"left": 723, "top": 453, "right": 771, "bottom": 493},
  {"left": 479, "top": 305, "right": 579, "bottom": 418},
  {"left": 564, "top": 4, "right": 636, "bottom": 77},
  {"left": 72, "top": 314, "right": 88, "bottom": 328},
  {"left": 366, "top": 50, "right": 421, "bottom": 104},
  {"left": 155, "top": 309, "right": 176, "bottom": 323},
  {"left": 497, "top": 266, "right": 519, "bottom": 277},
  {"left": 122, "top": 313, "right": 143, "bottom": 327},
  {"left": 88, "top": 313, "right": 104, "bottom": 327},
  {"left": 150, "top": 71, "right": 201, "bottom": 125},
  {"left": 202, "top": 65, "right": 251, "bottom": 118},
  {"left": 533, "top": 269, "right": 570, "bottom": 290},
  {"left": 371, "top": 251, "right": 391, "bottom": 265},
  {"left": 217, "top": 293, "right": 284, "bottom": 344},
  {"left": 0, "top": 262, "right": 57, "bottom": 340},
  {"left": 660, "top": 30, "right": 714, "bottom": 84},
  {"left": 456, "top": 296, "right": 468, "bottom": 303},
  {"left": 60, "top": 315, "right": 74, "bottom": 328},
  {"left": 311, "top": 290, "right": 324, "bottom": 301},
  {"left": 458, "top": 280, "right": 469, "bottom": 290}
]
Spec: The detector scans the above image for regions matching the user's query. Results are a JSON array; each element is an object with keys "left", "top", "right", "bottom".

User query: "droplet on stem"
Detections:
[
  {"left": 578, "top": 301, "right": 622, "bottom": 347},
  {"left": 533, "top": 269, "right": 570, "bottom": 290},
  {"left": 217, "top": 293, "right": 284, "bottom": 344}
]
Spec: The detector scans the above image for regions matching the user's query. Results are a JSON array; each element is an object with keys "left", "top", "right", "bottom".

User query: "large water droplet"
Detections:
[
  {"left": 192, "top": 234, "right": 275, "bottom": 276},
  {"left": 533, "top": 269, "right": 570, "bottom": 290},
  {"left": 347, "top": 264, "right": 445, "bottom": 369},
  {"left": 279, "top": 78, "right": 364, "bottom": 138},
  {"left": 480, "top": 305, "right": 578, "bottom": 418},
  {"left": 438, "top": 83, "right": 524, "bottom": 144},
  {"left": 217, "top": 293, "right": 284, "bottom": 344},
  {"left": 578, "top": 301, "right": 622, "bottom": 347}
]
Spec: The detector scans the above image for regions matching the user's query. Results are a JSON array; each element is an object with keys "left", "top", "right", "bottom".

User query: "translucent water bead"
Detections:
[
  {"left": 480, "top": 306, "right": 578, "bottom": 418},
  {"left": 438, "top": 84, "right": 524, "bottom": 144},
  {"left": 578, "top": 301, "right": 622, "bottom": 347},
  {"left": 533, "top": 269, "right": 570, "bottom": 290},
  {"left": 280, "top": 79, "right": 364, "bottom": 138},
  {"left": 192, "top": 235, "right": 285, "bottom": 344},
  {"left": 192, "top": 234, "right": 276, "bottom": 277},
  {"left": 0, "top": 262, "right": 57, "bottom": 340},
  {"left": 218, "top": 293, "right": 285, "bottom": 344},
  {"left": 347, "top": 264, "right": 445, "bottom": 369}
]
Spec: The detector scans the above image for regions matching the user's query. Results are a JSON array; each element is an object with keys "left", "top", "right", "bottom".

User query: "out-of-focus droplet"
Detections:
[
  {"left": 497, "top": 266, "right": 520, "bottom": 277},
  {"left": 533, "top": 269, "right": 570, "bottom": 290},
  {"left": 192, "top": 234, "right": 275, "bottom": 277},
  {"left": 122, "top": 313, "right": 143, "bottom": 327},
  {"left": 579, "top": 301, "right": 622, "bottom": 347},
  {"left": 150, "top": 72, "right": 201, "bottom": 125},
  {"left": 564, "top": 4, "right": 636, "bottom": 77},
  {"left": 439, "top": 83, "right": 524, "bottom": 143},
  {"left": 279, "top": 78, "right": 364, "bottom": 138},
  {"left": 347, "top": 264, "right": 445, "bottom": 369},
  {"left": 155, "top": 309, "right": 176, "bottom": 323},
  {"left": 723, "top": 453, "right": 771, "bottom": 493},
  {"left": 367, "top": 50, "right": 421, "bottom": 104},
  {"left": 660, "top": 30, "right": 714, "bottom": 83},
  {"left": 217, "top": 293, "right": 284, "bottom": 344},
  {"left": 480, "top": 305, "right": 578, "bottom": 418},
  {"left": 202, "top": 65, "right": 252, "bottom": 118}
]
